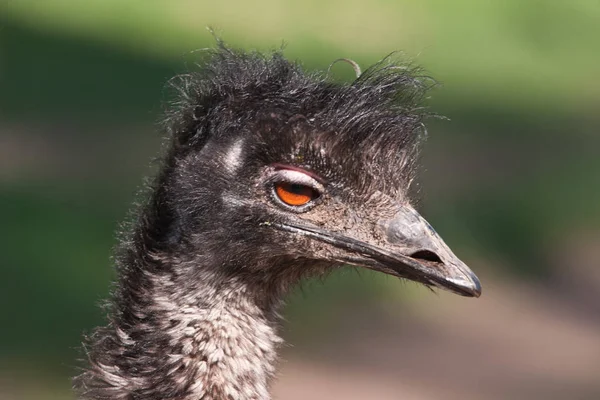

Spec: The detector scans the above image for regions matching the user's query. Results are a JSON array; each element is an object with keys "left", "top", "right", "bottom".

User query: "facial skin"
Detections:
[
  {"left": 168, "top": 127, "right": 480, "bottom": 298},
  {"left": 255, "top": 147, "right": 481, "bottom": 298}
]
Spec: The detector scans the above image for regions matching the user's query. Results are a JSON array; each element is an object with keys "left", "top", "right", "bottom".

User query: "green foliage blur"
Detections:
[{"left": 1, "top": 1, "right": 599, "bottom": 397}]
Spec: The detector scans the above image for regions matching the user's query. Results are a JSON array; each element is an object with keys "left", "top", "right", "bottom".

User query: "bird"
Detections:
[{"left": 74, "top": 41, "right": 481, "bottom": 400}]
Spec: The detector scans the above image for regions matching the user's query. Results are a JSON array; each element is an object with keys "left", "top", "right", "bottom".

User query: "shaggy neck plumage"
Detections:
[{"left": 75, "top": 242, "right": 285, "bottom": 400}]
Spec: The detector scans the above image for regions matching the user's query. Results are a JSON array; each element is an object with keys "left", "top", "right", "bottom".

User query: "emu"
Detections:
[{"left": 75, "top": 42, "right": 481, "bottom": 400}]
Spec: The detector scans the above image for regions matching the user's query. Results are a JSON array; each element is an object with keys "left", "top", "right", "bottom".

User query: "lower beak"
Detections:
[{"left": 277, "top": 207, "right": 481, "bottom": 298}]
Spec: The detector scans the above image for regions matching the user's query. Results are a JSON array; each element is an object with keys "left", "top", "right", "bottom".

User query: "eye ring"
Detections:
[{"left": 266, "top": 168, "right": 324, "bottom": 212}]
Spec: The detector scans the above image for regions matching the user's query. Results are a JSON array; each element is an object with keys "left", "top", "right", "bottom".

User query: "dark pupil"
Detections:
[{"left": 288, "top": 183, "right": 309, "bottom": 195}]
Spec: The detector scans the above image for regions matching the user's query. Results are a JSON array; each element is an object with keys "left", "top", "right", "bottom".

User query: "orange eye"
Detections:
[{"left": 274, "top": 182, "right": 319, "bottom": 207}]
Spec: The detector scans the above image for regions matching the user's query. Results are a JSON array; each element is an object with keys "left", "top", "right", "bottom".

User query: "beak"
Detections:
[{"left": 275, "top": 207, "right": 481, "bottom": 298}]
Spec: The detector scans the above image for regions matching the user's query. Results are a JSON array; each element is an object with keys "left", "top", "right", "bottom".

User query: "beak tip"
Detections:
[
  {"left": 444, "top": 271, "right": 482, "bottom": 298},
  {"left": 472, "top": 278, "right": 482, "bottom": 298},
  {"left": 463, "top": 272, "right": 482, "bottom": 298}
]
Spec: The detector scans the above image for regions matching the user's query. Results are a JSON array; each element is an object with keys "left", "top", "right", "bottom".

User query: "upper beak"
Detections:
[
  {"left": 378, "top": 207, "right": 481, "bottom": 297},
  {"left": 276, "top": 207, "right": 481, "bottom": 298}
]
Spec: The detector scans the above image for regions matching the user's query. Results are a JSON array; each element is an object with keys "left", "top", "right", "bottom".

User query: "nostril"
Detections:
[{"left": 410, "top": 250, "right": 442, "bottom": 264}]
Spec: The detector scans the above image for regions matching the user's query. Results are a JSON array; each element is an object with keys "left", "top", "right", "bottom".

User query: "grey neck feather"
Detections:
[{"left": 76, "top": 262, "right": 284, "bottom": 400}]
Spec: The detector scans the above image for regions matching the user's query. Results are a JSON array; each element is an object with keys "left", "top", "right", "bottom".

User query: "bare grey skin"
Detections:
[{"left": 75, "top": 43, "right": 481, "bottom": 400}]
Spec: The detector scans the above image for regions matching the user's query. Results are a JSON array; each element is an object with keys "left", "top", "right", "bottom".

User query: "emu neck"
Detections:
[{"left": 77, "top": 260, "right": 283, "bottom": 400}]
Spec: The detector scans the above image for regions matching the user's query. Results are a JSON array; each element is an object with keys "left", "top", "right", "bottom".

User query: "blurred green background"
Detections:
[{"left": 1, "top": 1, "right": 599, "bottom": 399}]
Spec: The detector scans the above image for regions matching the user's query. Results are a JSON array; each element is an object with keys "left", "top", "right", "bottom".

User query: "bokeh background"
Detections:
[{"left": 1, "top": 1, "right": 599, "bottom": 399}]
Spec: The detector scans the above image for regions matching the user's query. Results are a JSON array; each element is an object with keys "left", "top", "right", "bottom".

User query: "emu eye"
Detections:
[
  {"left": 267, "top": 167, "right": 324, "bottom": 211},
  {"left": 274, "top": 182, "right": 320, "bottom": 207}
]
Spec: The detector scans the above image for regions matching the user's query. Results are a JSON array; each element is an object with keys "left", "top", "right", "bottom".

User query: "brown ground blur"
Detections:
[{"left": 275, "top": 271, "right": 600, "bottom": 400}]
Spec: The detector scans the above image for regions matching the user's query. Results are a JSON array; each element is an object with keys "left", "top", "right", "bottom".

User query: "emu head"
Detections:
[{"left": 145, "top": 44, "right": 481, "bottom": 298}]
